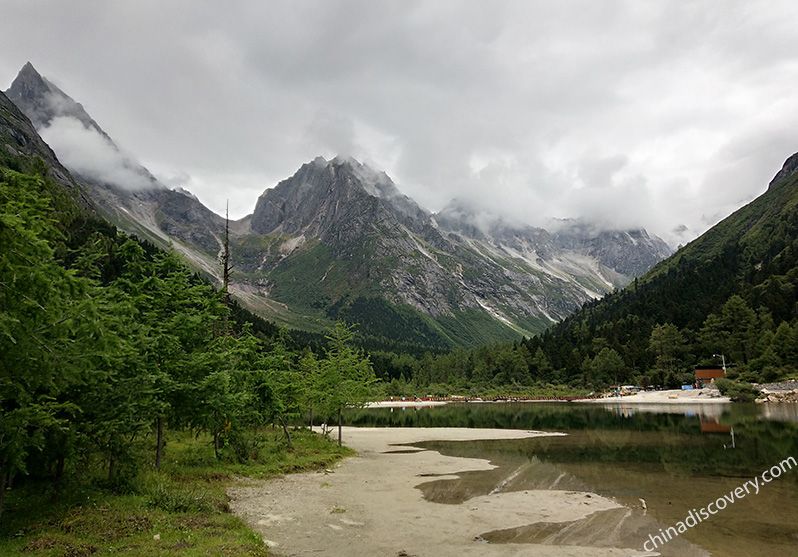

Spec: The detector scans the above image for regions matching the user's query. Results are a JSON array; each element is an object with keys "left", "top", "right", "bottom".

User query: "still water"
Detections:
[{"left": 347, "top": 402, "right": 798, "bottom": 556}]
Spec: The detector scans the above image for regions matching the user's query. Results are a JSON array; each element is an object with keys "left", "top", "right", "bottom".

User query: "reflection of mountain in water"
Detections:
[
  {"left": 481, "top": 507, "right": 707, "bottom": 557},
  {"left": 352, "top": 403, "right": 798, "bottom": 556},
  {"left": 415, "top": 442, "right": 706, "bottom": 556}
]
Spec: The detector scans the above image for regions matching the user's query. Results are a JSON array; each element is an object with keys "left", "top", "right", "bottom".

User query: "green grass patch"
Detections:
[{"left": 0, "top": 429, "right": 352, "bottom": 556}]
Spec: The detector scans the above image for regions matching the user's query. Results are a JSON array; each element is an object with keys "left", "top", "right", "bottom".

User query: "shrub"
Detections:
[
  {"left": 139, "top": 473, "right": 216, "bottom": 513},
  {"left": 715, "top": 378, "right": 761, "bottom": 402}
]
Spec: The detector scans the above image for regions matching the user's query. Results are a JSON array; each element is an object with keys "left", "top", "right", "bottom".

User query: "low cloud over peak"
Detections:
[
  {"left": 40, "top": 116, "right": 157, "bottom": 191},
  {"left": 2, "top": 1, "right": 796, "bottom": 244}
]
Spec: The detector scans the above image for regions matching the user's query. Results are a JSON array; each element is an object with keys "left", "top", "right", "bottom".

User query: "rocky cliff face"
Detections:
[
  {"left": 770, "top": 152, "right": 798, "bottom": 188},
  {"left": 5, "top": 63, "right": 226, "bottom": 277},
  {"left": 0, "top": 86, "right": 95, "bottom": 211},
  {"left": 6, "top": 62, "right": 109, "bottom": 137},
  {"left": 239, "top": 156, "right": 671, "bottom": 344},
  {"left": 552, "top": 222, "right": 672, "bottom": 278},
  {"left": 6, "top": 63, "right": 673, "bottom": 347}
]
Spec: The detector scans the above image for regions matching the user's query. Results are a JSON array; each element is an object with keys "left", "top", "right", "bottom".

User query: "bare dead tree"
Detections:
[{"left": 221, "top": 201, "right": 233, "bottom": 306}]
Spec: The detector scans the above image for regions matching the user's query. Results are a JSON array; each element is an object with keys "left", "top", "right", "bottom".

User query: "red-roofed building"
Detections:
[{"left": 695, "top": 367, "right": 726, "bottom": 387}]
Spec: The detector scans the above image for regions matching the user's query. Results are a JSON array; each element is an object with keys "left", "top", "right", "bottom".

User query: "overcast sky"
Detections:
[{"left": 2, "top": 1, "right": 797, "bottom": 244}]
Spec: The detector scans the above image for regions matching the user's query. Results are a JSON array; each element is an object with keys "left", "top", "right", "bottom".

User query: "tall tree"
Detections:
[
  {"left": 649, "top": 323, "right": 686, "bottom": 376},
  {"left": 318, "top": 322, "right": 378, "bottom": 446}
]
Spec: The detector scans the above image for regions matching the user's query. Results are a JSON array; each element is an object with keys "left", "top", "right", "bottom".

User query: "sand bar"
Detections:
[
  {"left": 365, "top": 400, "right": 449, "bottom": 408},
  {"left": 228, "top": 427, "right": 652, "bottom": 556},
  {"left": 577, "top": 388, "right": 730, "bottom": 404}
]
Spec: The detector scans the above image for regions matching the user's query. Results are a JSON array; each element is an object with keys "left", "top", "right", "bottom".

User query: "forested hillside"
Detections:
[
  {"left": 374, "top": 154, "right": 798, "bottom": 393},
  {"left": 527, "top": 154, "right": 798, "bottom": 386},
  {"left": 0, "top": 88, "right": 378, "bottom": 551}
]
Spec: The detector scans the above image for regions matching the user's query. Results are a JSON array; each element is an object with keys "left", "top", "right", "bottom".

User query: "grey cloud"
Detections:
[
  {"left": 1, "top": 0, "right": 797, "bottom": 245},
  {"left": 40, "top": 116, "right": 154, "bottom": 191}
]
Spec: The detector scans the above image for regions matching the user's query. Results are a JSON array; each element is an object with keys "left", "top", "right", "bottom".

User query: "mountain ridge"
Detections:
[
  {"left": 522, "top": 149, "right": 798, "bottom": 382},
  {"left": 5, "top": 63, "right": 673, "bottom": 347}
]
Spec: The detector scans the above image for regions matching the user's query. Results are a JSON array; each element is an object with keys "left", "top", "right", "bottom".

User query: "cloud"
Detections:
[
  {"left": 2, "top": 1, "right": 797, "bottom": 243},
  {"left": 39, "top": 116, "right": 155, "bottom": 190}
]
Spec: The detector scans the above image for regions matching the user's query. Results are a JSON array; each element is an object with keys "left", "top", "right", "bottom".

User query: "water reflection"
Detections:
[
  {"left": 600, "top": 402, "right": 727, "bottom": 420},
  {"left": 349, "top": 403, "right": 798, "bottom": 556}
]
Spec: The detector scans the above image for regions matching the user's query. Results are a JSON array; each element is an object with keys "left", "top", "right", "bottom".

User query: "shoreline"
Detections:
[
  {"left": 228, "top": 427, "right": 652, "bottom": 556},
  {"left": 367, "top": 388, "right": 732, "bottom": 408},
  {"left": 576, "top": 388, "right": 730, "bottom": 405}
]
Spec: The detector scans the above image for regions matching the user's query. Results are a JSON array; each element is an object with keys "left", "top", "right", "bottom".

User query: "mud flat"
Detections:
[{"left": 228, "top": 427, "right": 658, "bottom": 556}]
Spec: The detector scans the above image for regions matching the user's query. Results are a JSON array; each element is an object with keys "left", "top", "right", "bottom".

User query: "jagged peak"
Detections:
[
  {"left": 6, "top": 63, "right": 114, "bottom": 144},
  {"left": 19, "top": 61, "right": 42, "bottom": 78},
  {"left": 8, "top": 61, "right": 51, "bottom": 96},
  {"left": 769, "top": 152, "right": 798, "bottom": 189},
  {"left": 293, "top": 154, "right": 406, "bottom": 203}
]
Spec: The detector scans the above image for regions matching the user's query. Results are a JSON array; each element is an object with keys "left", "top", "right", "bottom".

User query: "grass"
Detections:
[{"left": 0, "top": 429, "right": 353, "bottom": 556}]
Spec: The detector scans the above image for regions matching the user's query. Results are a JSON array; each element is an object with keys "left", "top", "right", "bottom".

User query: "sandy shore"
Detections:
[
  {"left": 228, "top": 427, "right": 651, "bottom": 556},
  {"left": 577, "top": 388, "right": 730, "bottom": 404},
  {"left": 366, "top": 400, "right": 449, "bottom": 408}
]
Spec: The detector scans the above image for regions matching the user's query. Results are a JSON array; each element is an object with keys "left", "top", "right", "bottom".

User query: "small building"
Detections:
[{"left": 695, "top": 366, "right": 725, "bottom": 387}]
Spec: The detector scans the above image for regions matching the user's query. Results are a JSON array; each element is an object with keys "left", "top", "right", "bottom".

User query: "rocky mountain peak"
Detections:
[
  {"left": 769, "top": 152, "right": 798, "bottom": 189},
  {"left": 9, "top": 62, "right": 47, "bottom": 96},
  {"left": 250, "top": 156, "right": 428, "bottom": 236},
  {"left": 6, "top": 62, "right": 111, "bottom": 141}
]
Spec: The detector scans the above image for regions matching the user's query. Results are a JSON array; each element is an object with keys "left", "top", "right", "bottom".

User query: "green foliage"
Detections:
[
  {"left": 142, "top": 473, "right": 217, "bottom": 513},
  {"left": 715, "top": 378, "right": 762, "bottom": 402},
  {"left": 0, "top": 164, "right": 375, "bottom": 522},
  {"left": 0, "top": 430, "right": 348, "bottom": 556},
  {"left": 312, "top": 322, "right": 379, "bottom": 443},
  {"left": 584, "top": 347, "right": 626, "bottom": 387},
  {"left": 649, "top": 323, "right": 687, "bottom": 375},
  {"left": 371, "top": 168, "right": 798, "bottom": 392},
  {"left": 507, "top": 170, "right": 798, "bottom": 388}
]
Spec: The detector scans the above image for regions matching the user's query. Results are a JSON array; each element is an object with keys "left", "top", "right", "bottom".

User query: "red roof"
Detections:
[{"left": 695, "top": 368, "right": 725, "bottom": 379}]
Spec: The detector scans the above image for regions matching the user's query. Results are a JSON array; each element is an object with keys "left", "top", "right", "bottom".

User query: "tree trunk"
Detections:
[
  {"left": 107, "top": 456, "right": 115, "bottom": 483},
  {"left": 155, "top": 417, "right": 164, "bottom": 469},
  {"left": 213, "top": 431, "right": 221, "bottom": 460},
  {"left": 337, "top": 408, "right": 342, "bottom": 447},
  {"left": 0, "top": 464, "right": 7, "bottom": 522},
  {"left": 53, "top": 453, "right": 66, "bottom": 498},
  {"left": 279, "top": 416, "right": 293, "bottom": 449},
  {"left": 309, "top": 407, "right": 314, "bottom": 431}
]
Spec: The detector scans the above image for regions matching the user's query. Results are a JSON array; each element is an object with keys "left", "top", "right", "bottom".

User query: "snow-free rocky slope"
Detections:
[{"left": 6, "top": 63, "right": 671, "bottom": 348}]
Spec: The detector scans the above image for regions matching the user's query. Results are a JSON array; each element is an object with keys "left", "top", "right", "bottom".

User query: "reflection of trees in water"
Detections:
[
  {"left": 417, "top": 430, "right": 797, "bottom": 556},
  {"left": 350, "top": 403, "right": 798, "bottom": 481}
]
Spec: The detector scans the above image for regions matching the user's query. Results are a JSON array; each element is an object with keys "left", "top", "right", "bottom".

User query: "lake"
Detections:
[{"left": 346, "top": 402, "right": 798, "bottom": 556}]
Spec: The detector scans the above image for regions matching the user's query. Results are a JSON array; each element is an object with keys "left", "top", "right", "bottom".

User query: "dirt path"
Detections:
[{"left": 228, "top": 427, "right": 651, "bottom": 557}]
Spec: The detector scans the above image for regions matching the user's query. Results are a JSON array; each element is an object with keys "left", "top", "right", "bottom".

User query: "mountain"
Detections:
[
  {"left": 6, "top": 63, "right": 672, "bottom": 348},
  {"left": 0, "top": 80, "right": 92, "bottom": 209},
  {"left": 5, "top": 62, "right": 226, "bottom": 278},
  {"left": 525, "top": 150, "right": 798, "bottom": 380},
  {"left": 6, "top": 62, "right": 110, "bottom": 138},
  {"left": 232, "top": 156, "right": 670, "bottom": 347},
  {"left": 433, "top": 200, "right": 671, "bottom": 288}
]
